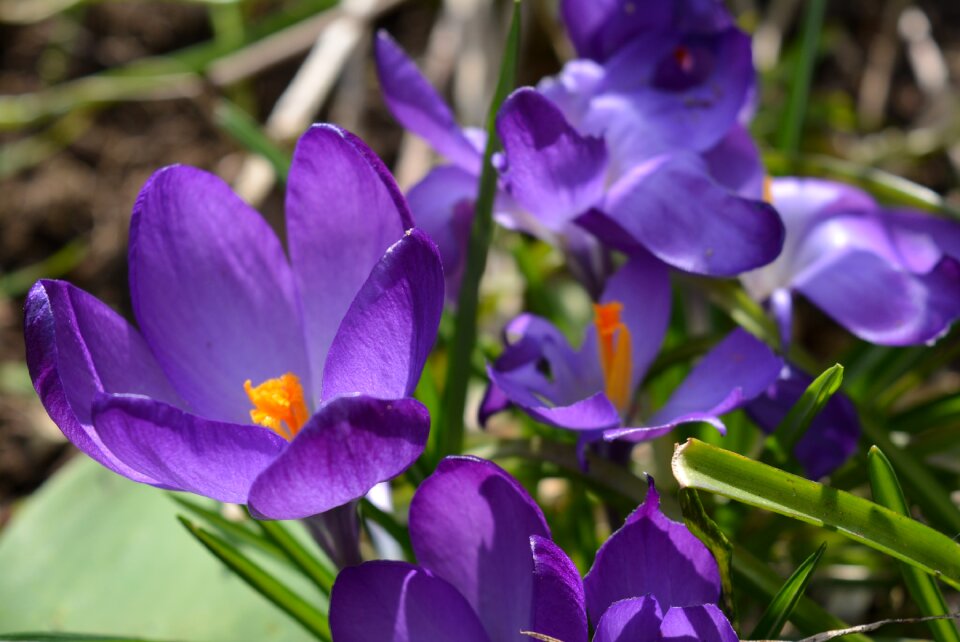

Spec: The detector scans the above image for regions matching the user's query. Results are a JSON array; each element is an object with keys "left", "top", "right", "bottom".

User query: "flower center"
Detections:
[
  {"left": 244, "top": 373, "right": 308, "bottom": 440},
  {"left": 593, "top": 301, "right": 633, "bottom": 413}
]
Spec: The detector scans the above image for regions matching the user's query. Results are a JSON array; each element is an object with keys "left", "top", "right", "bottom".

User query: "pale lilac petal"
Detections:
[
  {"left": 593, "top": 596, "right": 664, "bottom": 642},
  {"left": 406, "top": 165, "right": 477, "bottom": 299},
  {"left": 322, "top": 229, "right": 444, "bottom": 400},
  {"left": 409, "top": 456, "right": 550, "bottom": 642},
  {"left": 747, "top": 367, "right": 860, "bottom": 479},
  {"left": 247, "top": 396, "right": 429, "bottom": 520},
  {"left": 129, "top": 165, "right": 307, "bottom": 423},
  {"left": 796, "top": 251, "right": 960, "bottom": 345},
  {"left": 661, "top": 605, "right": 739, "bottom": 642},
  {"left": 529, "top": 535, "right": 587, "bottom": 642},
  {"left": 91, "top": 394, "right": 285, "bottom": 503},
  {"left": 600, "top": 250, "right": 672, "bottom": 390},
  {"left": 605, "top": 328, "right": 783, "bottom": 442},
  {"left": 374, "top": 32, "right": 482, "bottom": 173},
  {"left": 286, "top": 125, "right": 411, "bottom": 403},
  {"left": 497, "top": 88, "right": 608, "bottom": 229},
  {"left": 23, "top": 280, "right": 181, "bottom": 485},
  {"left": 330, "top": 561, "right": 491, "bottom": 642},
  {"left": 603, "top": 153, "right": 784, "bottom": 275},
  {"left": 584, "top": 478, "right": 721, "bottom": 623}
]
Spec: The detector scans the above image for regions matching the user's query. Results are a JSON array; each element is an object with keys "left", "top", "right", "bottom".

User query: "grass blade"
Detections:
[
  {"left": 178, "top": 517, "right": 331, "bottom": 641},
  {"left": 678, "top": 489, "right": 738, "bottom": 627},
  {"left": 749, "top": 542, "right": 826, "bottom": 640},
  {"left": 435, "top": 0, "right": 521, "bottom": 460},
  {"left": 214, "top": 99, "right": 291, "bottom": 181},
  {"left": 168, "top": 494, "right": 286, "bottom": 560},
  {"left": 672, "top": 439, "right": 960, "bottom": 590},
  {"left": 778, "top": 0, "right": 827, "bottom": 153},
  {"left": 359, "top": 498, "right": 415, "bottom": 561},
  {"left": 255, "top": 519, "right": 337, "bottom": 595},
  {"left": 868, "top": 446, "right": 960, "bottom": 642},
  {"left": 765, "top": 364, "right": 843, "bottom": 465}
]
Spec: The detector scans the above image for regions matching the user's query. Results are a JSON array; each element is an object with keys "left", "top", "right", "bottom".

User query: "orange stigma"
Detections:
[
  {"left": 762, "top": 176, "right": 774, "bottom": 204},
  {"left": 244, "top": 373, "right": 308, "bottom": 440},
  {"left": 593, "top": 301, "right": 633, "bottom": 412},
  {"left": 673, "top": 45, "right": 694, "bottom": 72}
]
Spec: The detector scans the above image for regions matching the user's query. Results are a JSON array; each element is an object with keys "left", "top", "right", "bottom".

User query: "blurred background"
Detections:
[{"left": 0, "top": 0, "right": 959, "bottom": 636}]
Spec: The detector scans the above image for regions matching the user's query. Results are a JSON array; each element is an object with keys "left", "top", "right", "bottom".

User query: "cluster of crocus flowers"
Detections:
[
  {"left": 330, "top": 456, "right": 736, "bottom": 641},
  {"left": 24, "top": 125, "right": 444, "bottom": 520},
  {"left": 742, "top": 177, "right": 960, "bottom": 347}
]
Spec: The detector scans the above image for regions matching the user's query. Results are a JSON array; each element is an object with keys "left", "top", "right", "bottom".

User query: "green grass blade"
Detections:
[
  {"left": 678, "top": 489, "right": 738, "bottom": 627},
  {"left": 765, "top": 364, "right": 843, "bottom": 465},
  {"left": 672, "top": 439, "right": 960, "bottom": 590},
  {"left": 435, "top": 0, "right": 521, "bottom": 460},
  {"left": 214, "top": 99, "right": 291, "bottom": 181},
  {"left": 0, "top": 635, "right": 183, "bottom": 641},
  {"left": 749, "top": 542, "right": 826, "bottom": 640},
  {"left": 359, "top": 498, "right": 415, "bottom": 561},
  {"left": 256, "top": 519, "right": 337, "bottom": 595},
  {"left": 177, "top": 517, "right": 331, "bottom": 641},
  {"left": 868, "top": 447, "right": 960, "bottom": 642},
  {"left": 168, "top": 494, "right": 287, "bottom": 560},
  {"left": 778, "top": 0, "right": 826, "bottom": 153}
]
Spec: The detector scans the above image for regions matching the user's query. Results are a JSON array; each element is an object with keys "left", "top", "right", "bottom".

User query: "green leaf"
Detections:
[
  {"left": 749, "top": 542, "right": 826, "bottom": 640},
  {"left": 255, "top": 519, "right": 337, "bottom": 595},
  {"left": 0, "top": 458, "right": 314, "bottom": 642},
  {"left": 778, "top": 0, "right": 826, "bottom": 153},
  {"left": 434, "top": 0, "right": 521, "bottom": 460},
  {"left": 678, "top": 489, "right": 737, "bottom": 627},
  {"left": 868, "top": 447, "right": 960, "bottom": 642},
  {"left": 168, "top": 494, "right": 286, "bottom": 561},
  {"left": 214, "top": 99, "right": 291, "bottom": 181},
  {"left": 765, "top": 364, "right": 843, "bottom": 465},
  {"left": 178, "top": 517, "right": 331, "bottom": 641},
  {"left": 672, "top": 439, "right": 960, "bottom": 590},
  {"left": 731, "top": 546, "right": 869, "bottom": 642}
]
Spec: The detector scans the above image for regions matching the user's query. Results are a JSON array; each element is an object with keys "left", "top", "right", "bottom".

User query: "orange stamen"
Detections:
[
  {"left": 762, "top": 176, "right": 774, "bottom": 204},
  {"left": 673, "top": 45, "right": 694, "bottom": 72},
  {"left": 244, "top": 373, "right": 309, "bottom": 440},
  {"left": 593, "top": 301, "right": 633, "bottom": 413}
]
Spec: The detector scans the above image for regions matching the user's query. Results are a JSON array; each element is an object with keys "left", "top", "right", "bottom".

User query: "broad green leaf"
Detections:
[
  {"left": 765, "top": 364, "right": 843, "bottom": 465},
  {"left": 732, "top": 546, "right": 869, "bottom": 642},
  {"left": 778, "top": 0, "right": 826, "bottom": 153},
  {"left": 179, "top": 517, "right": 331, "bottom": 641},
  {"left": 672, "top": 439, "right": 960, "bottom": 590},
  {"left": 678, "top": 489, "right": 737, "bottom": 627},
  {"left": 255, "top": 519, "right": 337, "bottom": 595},
  {"left": 0, "top": 635, "right": 181, "bottom": 641},
  {"left": 749, "top": 542, "right": 826, "bottom": 640},
  {"left": 868, "top": 447, "right": 960, "bottom": 642},
  {"left": 0, "top": 458, "right": 313, "bottom": 642},
  {"left": 434, "top": 0, "right": 522, "bottom": 460}
]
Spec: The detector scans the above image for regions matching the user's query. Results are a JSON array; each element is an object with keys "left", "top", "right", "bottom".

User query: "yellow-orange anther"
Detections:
[
  {"left": 593, "top": 301, "right": 633, "bottom": 413},
  {"left": 762, "top": 176, "right": 774, "bottom": 204},
  {"left": 244, "top": 373, "right": 309, "bottom": 440}
]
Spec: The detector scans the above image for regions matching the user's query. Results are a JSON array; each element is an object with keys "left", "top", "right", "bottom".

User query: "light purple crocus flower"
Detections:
[
  {"left": 480, "top": 253, "right": 785, "bottom": 446},
  {"left": 741, "top": 178, "right": 960, "bottom": 346},
  {"left": 375, "top": 16, "right": 783, "bottom": 297},
  {"left": 330, "top": 456, "right": 736, "bottom": 642},
  {"left": 23, "top": 125, "right": 444, "bottom": 520}
]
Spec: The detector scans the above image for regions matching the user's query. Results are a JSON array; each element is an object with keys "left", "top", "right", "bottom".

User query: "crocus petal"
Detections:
[
  {"left": 247, "top": 395, "right": 429, "bottom": 520},
  {"left": 286, "top": 125, "right": 412, "bottom": 404},
  {"left": 796, "top": 251, "right": 960, "bottom": 345},
  {"left": 374, "top": 32, "right": 482, "bottom": 173},
  {"left": 605, "top": 328, "right": 783, "bottom": 442},
  {"left": 747, "top": 367, "right": 861, "bottom": 479},
  {"left": 560, "top": 0, "right": 672, "bottom": 62},
  {"left": 600, "top": 250, "right": 672, "bottom": 390},
  {"left": 409, "top": 456, "right": 551, "bottom": 642},
  {"left": 406, "top": 165, "right": 477, "bottom": 299},
  {"left": 584, "top": 477, "right": 721, "bottom": 623},
  {"left": 330, "top": 561, "right": 491, "bottom": 642},
  {"left": 529, "top": 535, "right": 588, "bottom": 642},
  {"left": 603, "top": 153, "right": 785, "bottom": 275},
  {"left": 129, "top": 165, "right": 307, "bottom": 424},
  {"left": 702, "top": 124, "right": 765, "bottom": 199},
  {"left": 322, "top": 229, "right": 444, "bottom": 400},
  {"left": 23, "top": 280, "right": 181, "bottom": 484},
  {"left": 497, "top": 88, "right": 608, "bottom": 229},
  {"left": 593, "top": 596, "right": 664, "bottom": 642},
  {"left": 660, "top": 605, "right": 739, "bottom": 642},
  {"left": 91, "top": 394, "right": 286, "bottom": 504}
]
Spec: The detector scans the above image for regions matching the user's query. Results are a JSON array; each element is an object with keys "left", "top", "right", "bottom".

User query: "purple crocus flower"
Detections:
[
  {"left": 480, "top": 253, "right": 785, "bottom": 445},
  {"left": 741, "top": 177, "right": 960, "bottom": 346},
  {"left": 374, "top": 21, "right": 783, "bottom": 295},
  {"left": 329, "top": 456, "right": 736, "bottom": 641},
  {"left": 23, "top": 125, "right": 444, "bottom": 520}
]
